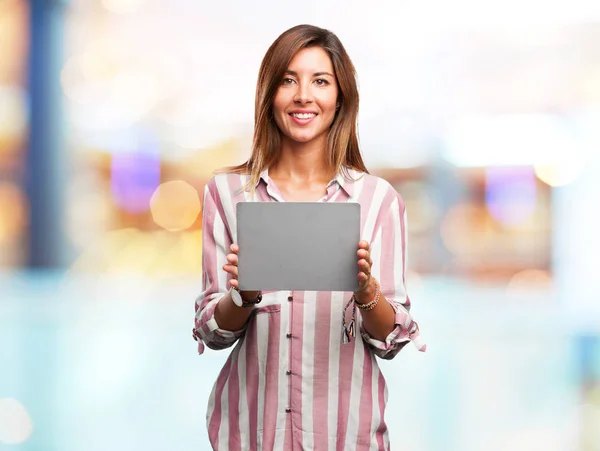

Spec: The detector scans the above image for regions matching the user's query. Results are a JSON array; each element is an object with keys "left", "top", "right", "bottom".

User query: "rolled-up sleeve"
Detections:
[
  {"left": 360, "top": 194, "right": 426, "bottom": 359},
  {"left": 192, "top": 181, "right": 246, "bottom": 354}
]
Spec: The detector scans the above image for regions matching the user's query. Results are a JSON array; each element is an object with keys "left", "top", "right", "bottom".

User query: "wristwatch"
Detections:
[{"left": 230, "top": 287, "right": 262, "bottom": 308}]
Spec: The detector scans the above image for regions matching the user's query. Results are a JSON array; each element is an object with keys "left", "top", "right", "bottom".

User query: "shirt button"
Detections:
[
  {"left": 287, "top": 295, "right": 293, "bottom": 302},
  {"left": 286, "top": 370, "right": 292, "bottom": 375},
  {"left": 286, "top": 333, "right": 292, "bottom": 338},
  {"left": 285, "top": 408, "right": 291, "bottom": 413}
]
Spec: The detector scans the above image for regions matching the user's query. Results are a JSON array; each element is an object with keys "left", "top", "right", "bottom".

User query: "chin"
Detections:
[{"left": 291, "top": 134, "right": 316, "bottom": 143}]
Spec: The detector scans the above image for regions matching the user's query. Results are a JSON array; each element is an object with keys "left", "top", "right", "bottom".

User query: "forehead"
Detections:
[{"left": 287, "top": 47, "right": 334, "bottom": 73}]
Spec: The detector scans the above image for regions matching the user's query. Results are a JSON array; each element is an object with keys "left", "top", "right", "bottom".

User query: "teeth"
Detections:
[{"left": 292, "top": 113, "right": 315, "bottom": 119}]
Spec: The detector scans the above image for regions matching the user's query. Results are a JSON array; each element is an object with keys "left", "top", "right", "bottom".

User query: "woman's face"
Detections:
[{"left": 272, "top": 46, "right": 339, "bottom": 146}]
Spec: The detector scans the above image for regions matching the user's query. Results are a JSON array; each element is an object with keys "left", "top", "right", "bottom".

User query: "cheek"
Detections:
[
  {"left": 272, "top": 98, "right": 284, "bottom": 116},
  {"left": 321, "top": 91, "right": 339, "bottom": 116}
]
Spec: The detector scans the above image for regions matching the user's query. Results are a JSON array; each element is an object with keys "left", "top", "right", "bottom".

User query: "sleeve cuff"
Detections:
[
  {"left": 193, "top": 295, "right": 246, "bottom": 354},
  {"left": 361, "top": 299, "right": 426, "bottom": 353}
]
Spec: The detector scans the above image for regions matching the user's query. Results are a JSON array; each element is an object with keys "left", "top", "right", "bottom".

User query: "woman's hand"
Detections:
[
  {"left": 222, "top": 244, "right": 260, "bottom": 299},
  {"left": 223, "top": 243, "right": 241, "bottom": 289},
  {"left": 356, "top": 240, "right": 375, "bottom": 295}
]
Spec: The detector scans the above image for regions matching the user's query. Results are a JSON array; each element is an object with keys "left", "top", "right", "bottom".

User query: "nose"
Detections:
[{"left": 293, "top": 81, "right": 313, "bottom": 104}]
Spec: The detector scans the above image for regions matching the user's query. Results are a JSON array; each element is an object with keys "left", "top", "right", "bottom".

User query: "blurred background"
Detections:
[{"left": 1, "top": 0, "right": 600, "bottom": 449}]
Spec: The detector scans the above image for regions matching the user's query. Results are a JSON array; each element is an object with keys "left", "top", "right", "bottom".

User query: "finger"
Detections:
[
  {"left": 230, "top": 243, "right": 239, "bottom": 254},
  {"left": 226, "top": 253, "right": 238, "bottom": 265},
  {"left": 229, "top": 279, "right": 239, "bottom": 289},
  {"left": 358, "top": 259, "right": 371, "bottom": 275},
  {"left": 358, "top": 240, "right": 369, "bottom": 250},
  {"left": 357, "top": 271, "right": 370, "bottom": 284},
  {"left": 357, "top": 249, "right": 371, "bottom": 260},
  {"left": 223, "top": 264, "right": 239, "bottom": 279}
]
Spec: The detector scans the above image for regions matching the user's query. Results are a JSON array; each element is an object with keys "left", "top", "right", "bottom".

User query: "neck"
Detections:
[{"left": 271, "top": 134, "right": 334, "bottom": 182}]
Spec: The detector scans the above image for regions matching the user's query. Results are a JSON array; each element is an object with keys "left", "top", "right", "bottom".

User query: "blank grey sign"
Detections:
[{"left": 237, "top": 202, "right": 360, "bottom": 292}]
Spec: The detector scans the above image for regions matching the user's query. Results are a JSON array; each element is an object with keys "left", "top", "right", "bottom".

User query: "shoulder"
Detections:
[
  {"left": 347, "top": 170, "right": 405, "bottom": 210},
  {"left": 204, "top": 172, "right": 249, "bottom": 199}
]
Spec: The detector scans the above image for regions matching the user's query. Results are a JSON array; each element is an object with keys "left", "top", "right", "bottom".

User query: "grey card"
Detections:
[{"left": 237, "top": 201, "right": 360, "bottom": 292}]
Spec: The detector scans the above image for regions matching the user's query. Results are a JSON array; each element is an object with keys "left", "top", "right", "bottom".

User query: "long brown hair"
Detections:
[{"left": 219, "top": 24, "right": 368, "bottom": 191}]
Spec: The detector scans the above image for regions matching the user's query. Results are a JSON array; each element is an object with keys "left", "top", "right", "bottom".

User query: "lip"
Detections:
[{"left": 288, "top": 111, "right": 317, "bottom": 125}]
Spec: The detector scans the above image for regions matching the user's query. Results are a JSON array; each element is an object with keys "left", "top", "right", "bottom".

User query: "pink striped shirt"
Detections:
[{"left": 193, "top": 168, "right": 425, "bottom": 451}]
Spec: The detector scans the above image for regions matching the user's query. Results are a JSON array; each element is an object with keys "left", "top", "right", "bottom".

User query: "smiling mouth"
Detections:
[{"left": 290, "top": 113, "right": 317, "bottom": 119}]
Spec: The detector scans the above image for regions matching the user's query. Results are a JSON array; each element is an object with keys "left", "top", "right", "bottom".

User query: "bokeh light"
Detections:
[
  {"left": 534, "top": 160, "right": 585, "bottom": 187},
  {"left": 485, "top": 166, "right": 537, "bottom": 226},
  {"left": 0, "top": 181, "right": 27, "bottom": 245},
  {"left": 0, "top": 85, "right": 27, "bottom": 144},
  {"left": 0, "top": 398, "right": 33, "bottom": 444},
  {"left": 506, "top": 269, "right": 553, "bottom": 296},
  {"left": 150, "top": 181, "right": 201, "bottom": 232},
  {"left": 440, "top": 203, "right": 493, "bottom": 256},
  {"left": 110, "top": 133, "right": 161, "bottom": 214}
]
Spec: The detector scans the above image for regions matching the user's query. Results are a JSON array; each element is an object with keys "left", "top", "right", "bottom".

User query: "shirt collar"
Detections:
[{"left": 256, "top": 167, "right": 359, "bottom": 199}]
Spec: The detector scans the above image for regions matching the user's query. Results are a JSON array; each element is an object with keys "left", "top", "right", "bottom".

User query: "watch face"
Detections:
[{"left": 230, "top": 287, "right": 243, "bottom": 307}]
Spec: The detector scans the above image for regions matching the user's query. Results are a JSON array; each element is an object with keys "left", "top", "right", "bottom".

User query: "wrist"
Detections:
[
  {"left": 354, "top": 278, "right": 377, "bottom": 305},
  {"left": 230, "top": 287, "right": 262, "bottom": 308},
  {"left": 240, "top": 290, "right": 262, "bottom": 302}
]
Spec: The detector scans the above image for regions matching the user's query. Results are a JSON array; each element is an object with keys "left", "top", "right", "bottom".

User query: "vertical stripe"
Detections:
[
  {"left": 283, "top": 412, "right": 293, "bottom": 450},
  {"left": 327, "top": 291, "right": 343, "bottom": 451},
  {"left": 217, "top": 379, "right": 231, "bottom": 449},
  {"left": 245, "top": 318, "right": 259, "bottom": 450},
  {"left": 345, "top": 329, "right": 366, "bottom": 450},
  {"left": 356, "top": 345, "right": 374, "bottom": 451},
  {"left": 227, "top": 345, "right": 242, "bottom": 451},
  {"left": 274, "top": 293, "right": 290, "bottom": 450},
  {"left": 391, "top": 198, "right": 406, "bottom": 302},
  {"left": 301, "top": 291, "right": 317, "bottom": 450},
  {"left": 256, "top": 310, "right": 270, "bottom": 434},
  {"left": 208, "top": 355, "right": 233, "bottom": 450},
  {"left": 222, "top": 173, "right": 244, "bottom": 243},
  {"left": 237, "top": 337, "right": 250, "bottom": 448},
  {"left": 378, "top": 371, "right": 390, "bottom": 450},
  {"left": 198, "top": 186, "right": 219, "bottom": 310},
  {"left": 261, "top": 309, "right": 282, "bottom": 450},
  {"left": 312, "top": 291, "right": 331, "bottom": 449},
  {"left": 370, "top": 362, "right": 384, "bottom": 451},
  {"left": 215, "top": 174, "right": 234, "bottom": 239},
  {"left": 207, "top": 178, "right": 231, "bottom": 240},
  {"left": 336, "top": 335, "right": 355, "bottom": 450},
  {"left": 381, "top": 201, "right": 396, "bottom": 302},
  {"left": 290, "top": 291, "right": 305, "bottom": 449},
  {"left": 362, "top": 179, "right": 389, "bottom": 242}
]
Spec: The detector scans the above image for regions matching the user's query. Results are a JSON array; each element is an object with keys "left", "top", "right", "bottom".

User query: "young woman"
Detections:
[{"left": 193, "top": 24, "right": 425, "bottom": 451}]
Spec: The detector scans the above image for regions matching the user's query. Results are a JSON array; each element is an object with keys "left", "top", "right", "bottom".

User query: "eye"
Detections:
[
  {"left": 281, "top": 77, "right": 296, "bottom": 85},
  {"left": 315, "top": 78, "right": 329, "bottom": 86}
]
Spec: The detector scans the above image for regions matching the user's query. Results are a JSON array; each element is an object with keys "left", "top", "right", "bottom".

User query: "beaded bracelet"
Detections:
[
  {"left": 353, "top": 280, "right": 380, "bottom": 311},
  {"left": 341, "top": 280, "right": 381, "bottom": 344}
]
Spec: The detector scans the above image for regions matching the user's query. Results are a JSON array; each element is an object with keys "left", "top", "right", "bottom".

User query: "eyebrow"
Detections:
[{"left": 284, "top": 70, "right": 335, "bottom": 78}]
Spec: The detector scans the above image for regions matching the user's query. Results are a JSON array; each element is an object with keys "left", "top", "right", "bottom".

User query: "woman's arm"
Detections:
[
  {"left": 354, "top": 194, "right": 426, "bottom": 359},
  {"left": 353, "top": 266, "right": 396, "bottom": 342},
  {"left": 193, "top": 181, "right": 255, "bottom": 353},
  {"left": 214, "top": 243, "right": 261, "bottom": 330}
]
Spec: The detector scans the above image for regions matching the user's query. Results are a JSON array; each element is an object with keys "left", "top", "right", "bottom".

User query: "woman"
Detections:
[{"left": 193, "top": 24, "right": 425, "bottom": 451}]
